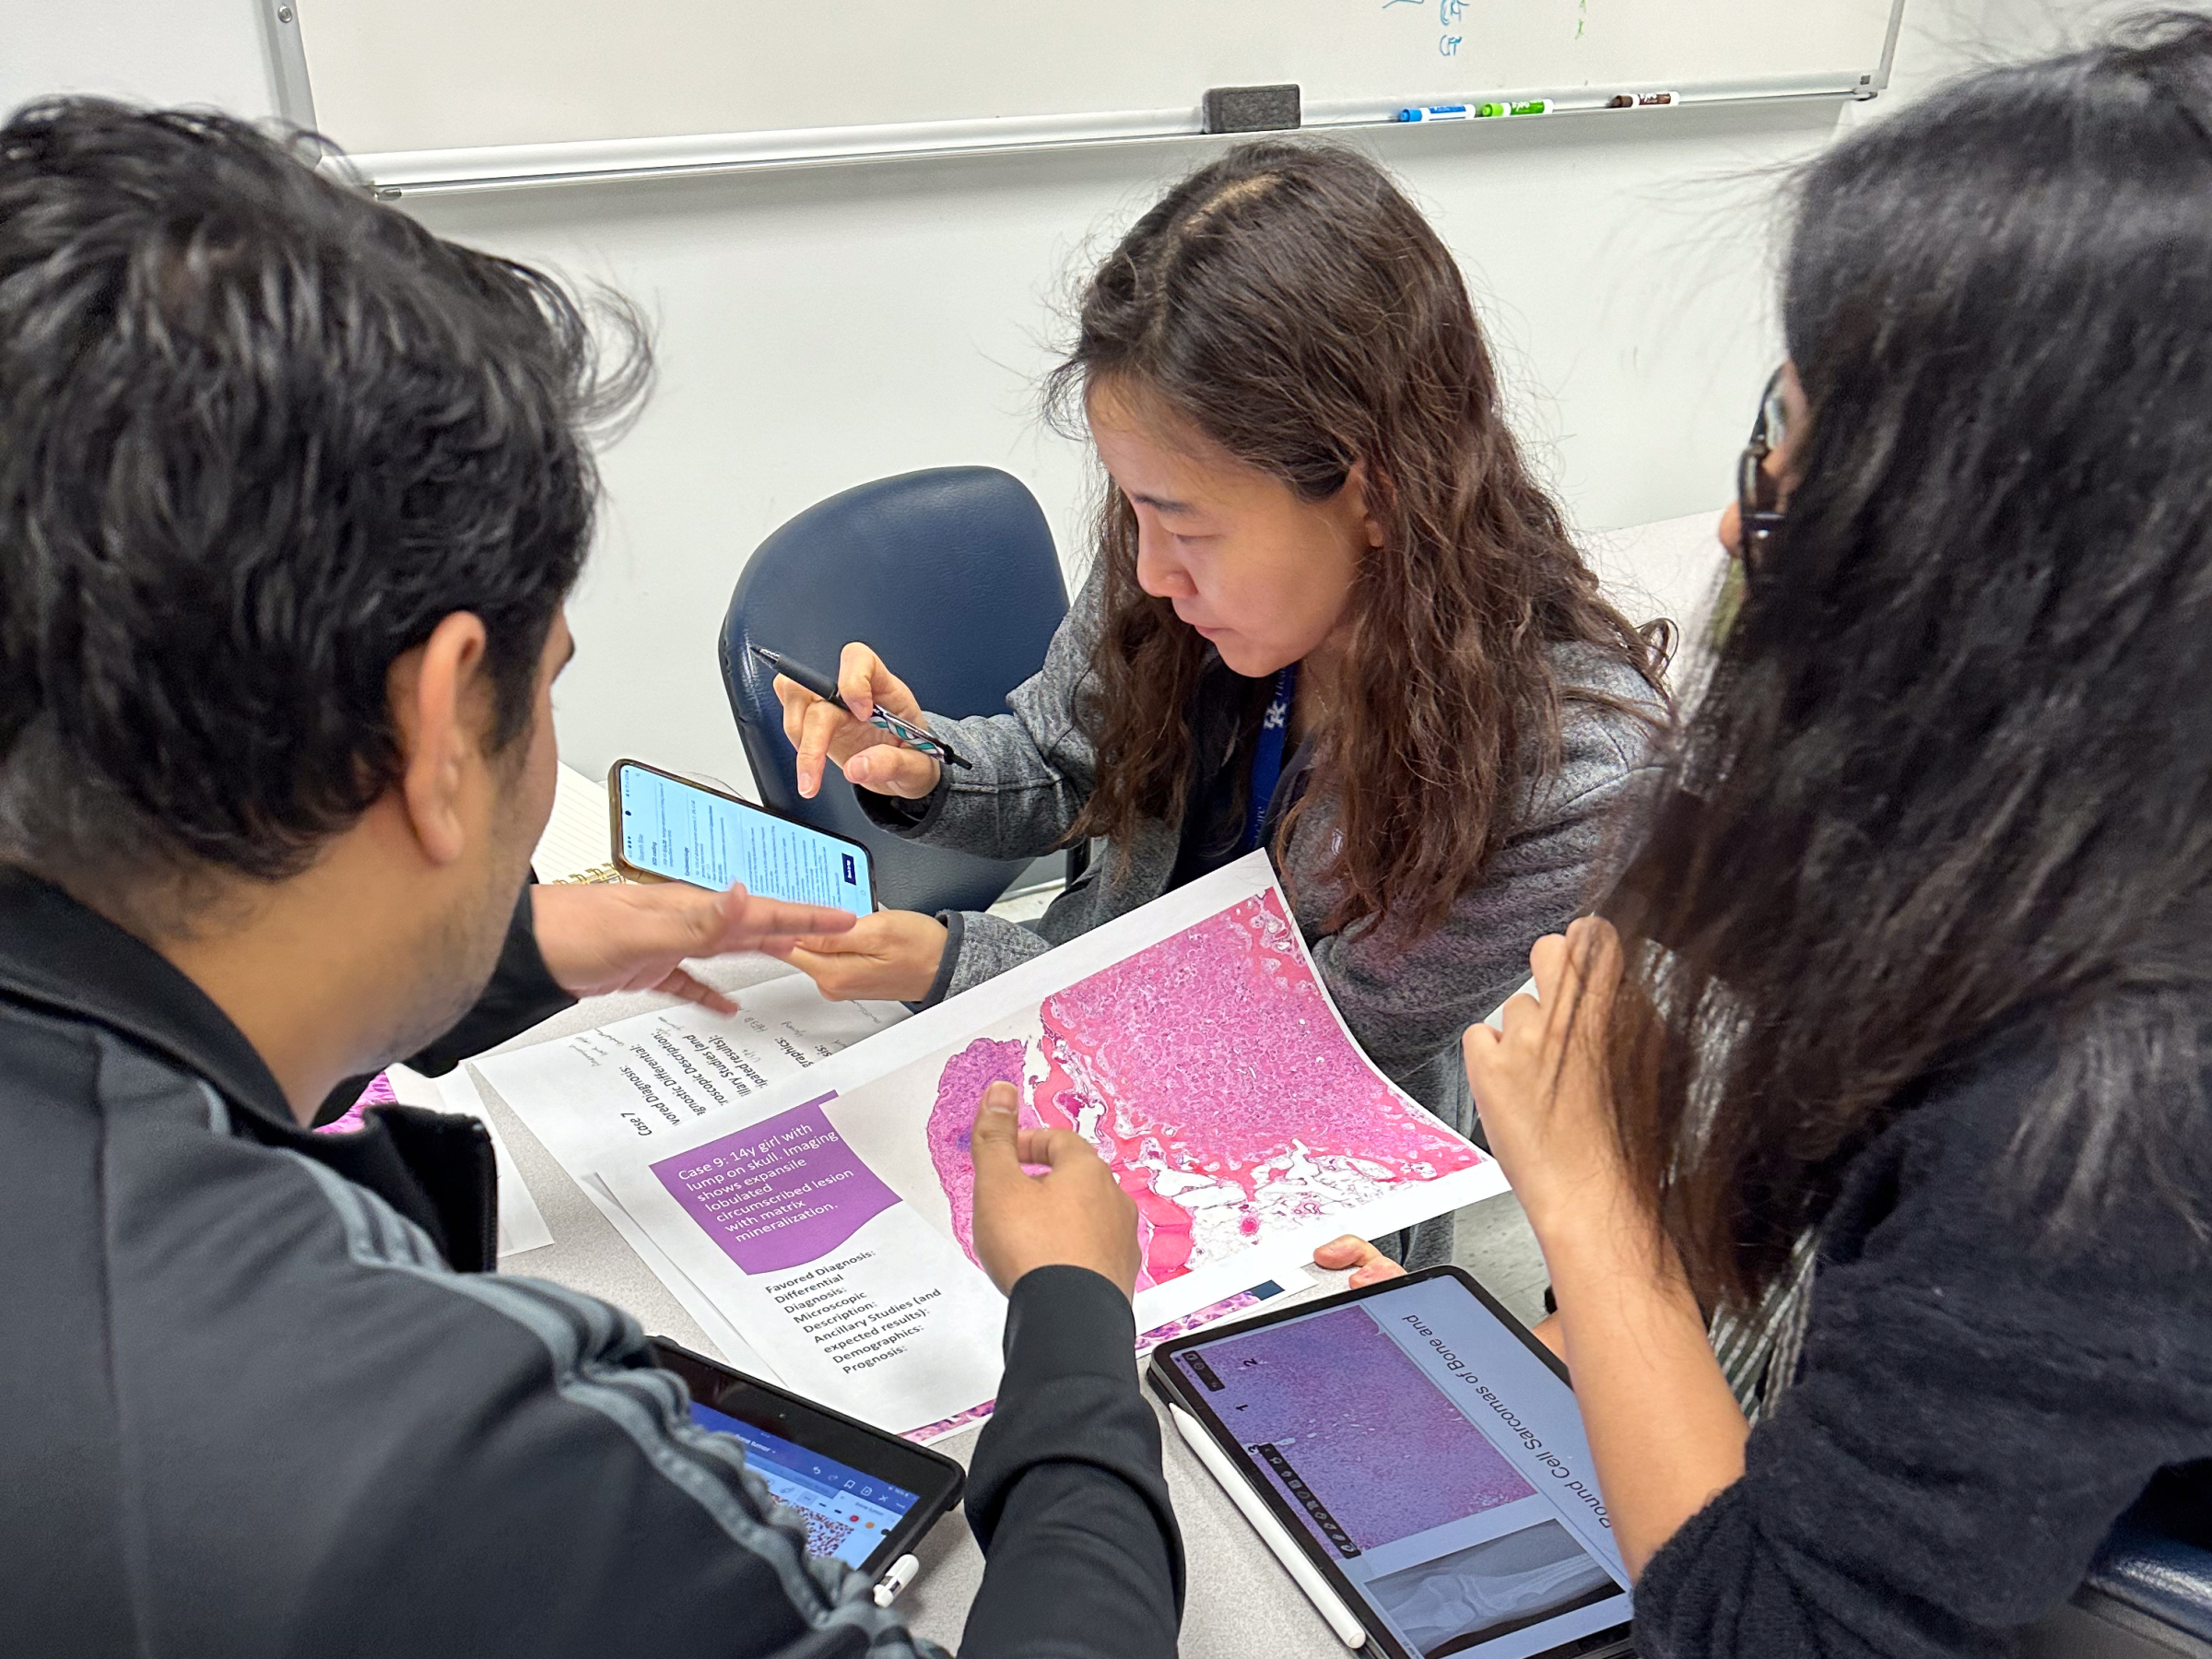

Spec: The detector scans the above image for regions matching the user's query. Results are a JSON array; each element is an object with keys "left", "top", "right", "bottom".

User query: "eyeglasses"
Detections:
[{"left": 1737, "top": 366, "right": 1790, "bottom": 569}]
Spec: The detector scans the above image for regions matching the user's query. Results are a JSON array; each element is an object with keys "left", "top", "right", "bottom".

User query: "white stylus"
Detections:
[
  {"left": 871, "top": 1552, "right": 920, "bottom": 1607},
  {"left": 1169, "top": 1405, "right": 1369, "bottom": 1650}
]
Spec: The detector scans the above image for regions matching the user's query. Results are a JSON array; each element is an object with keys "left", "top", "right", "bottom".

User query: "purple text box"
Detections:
[{"left": 652, "top": 1094, "right": 898, "bottom": 1275}]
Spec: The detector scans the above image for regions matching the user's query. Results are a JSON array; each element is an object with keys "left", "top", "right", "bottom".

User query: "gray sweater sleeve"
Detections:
[{"left": 909, "top": 909, "right": 1057, "bottom": 1006}]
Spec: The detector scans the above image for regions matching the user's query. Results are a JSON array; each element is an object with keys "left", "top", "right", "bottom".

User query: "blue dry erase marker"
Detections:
[{"left": 1399, "top": 104, "right": 1475, "bottom": 122}]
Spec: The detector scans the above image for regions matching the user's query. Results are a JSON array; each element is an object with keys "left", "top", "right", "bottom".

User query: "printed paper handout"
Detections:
[
  {"left": 470, "top": 976, "right": 909, "bottom": 1373},
  {"left": 597, "top": 854, "right": 1506, "bottom": 1435}
]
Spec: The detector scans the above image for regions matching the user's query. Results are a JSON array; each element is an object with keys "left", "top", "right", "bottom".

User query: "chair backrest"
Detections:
[{"left": 720, "top": 466, "right": 1069, "bottom": 918}]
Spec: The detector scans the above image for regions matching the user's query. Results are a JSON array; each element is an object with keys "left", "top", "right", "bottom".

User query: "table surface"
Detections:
[{"left": 468, "top": 957, "right": 1359, "bottom": 1657}]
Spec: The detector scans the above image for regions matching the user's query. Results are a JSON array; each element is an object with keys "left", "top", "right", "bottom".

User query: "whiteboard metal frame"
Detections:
[
  {"left": 265, "top": 0, "right": 1907, "bottom": 199},
  {"left": 262, "top": 0, "right": 318, "bottom": 134}
]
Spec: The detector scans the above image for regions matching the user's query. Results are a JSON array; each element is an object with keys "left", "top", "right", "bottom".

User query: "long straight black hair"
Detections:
[{"left": 1604, "top": 14, "right": 2212, "bottom": 1309}]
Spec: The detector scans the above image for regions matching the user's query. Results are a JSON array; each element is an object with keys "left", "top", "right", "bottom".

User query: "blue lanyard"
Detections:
[{"left": 1243, "top": 664, "right": 1297, "bottom": 854}]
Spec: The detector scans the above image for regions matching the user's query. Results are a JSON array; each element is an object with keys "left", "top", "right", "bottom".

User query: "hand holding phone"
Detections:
[
  {"left": 765, "top": 642, "right": 948, "bottom": 802},
  {"left": 761, "top": 908, "right": 949, "bottom": 1004}
]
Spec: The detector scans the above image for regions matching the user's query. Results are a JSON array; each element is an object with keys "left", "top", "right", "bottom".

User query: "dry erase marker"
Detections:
[
  {"left": 1608, "top": 89, "right": 1678, "bottom": 107},
  {"left": 750, "top": 644, "right": 971, "bottom": 771},
  {"left": 1477, "top": 98, "right": 1553, "bottom": 116},
  {"left": 1398, "top": 103, "right": 1475, "bottom": 122}
]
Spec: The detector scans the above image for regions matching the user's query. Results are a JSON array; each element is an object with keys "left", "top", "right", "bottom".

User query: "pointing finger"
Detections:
[
  {"left": 1567, "top": 916, "right": 1625, "bottom": 1005},
  {"left": 794, "top": 698, "right": 848, "bottom": 799},
  {"left": 778, "top": 929, "right": 868, "bottom": 955},
  {"left": 1461, "top": 1018, "right": 1509, "bottom": 1094},
  {"left": 772, "top": 675, "right": 813, "bottom": 747},
  {"left": 969, "top": 1082, "right": 1023, "bottom": 1190},
  {"left": 1349, "top": 1257, "right": 1406, "bottom": 1288},
  {"left": 1312, "top": 1234, "right": 1382, "bottom": 1270},
  {"left": 1528, "top": 932, "right": 1570, "bottom": 1003}
]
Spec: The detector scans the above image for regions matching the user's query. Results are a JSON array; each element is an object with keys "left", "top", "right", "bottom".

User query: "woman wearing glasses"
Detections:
[{"left": 1329, "top": 17, "right": 2212, "bottom": 1650}]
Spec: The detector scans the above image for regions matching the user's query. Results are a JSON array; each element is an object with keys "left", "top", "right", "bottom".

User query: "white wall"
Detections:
[
  {"left": 1, "top": 0, "right": 2096, "bottom": 793},
  {"left": 0, "top": 0, "right": 277, "bottom": 117}
]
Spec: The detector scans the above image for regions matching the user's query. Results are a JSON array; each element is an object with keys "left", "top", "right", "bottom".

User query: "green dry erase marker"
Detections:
[{"left": 1476, "top": 99, "right": 1552, "bottom": 117}]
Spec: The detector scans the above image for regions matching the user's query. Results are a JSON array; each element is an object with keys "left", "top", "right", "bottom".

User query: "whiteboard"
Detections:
[{"left": 276, "top": 0, "right": 1905, "bottom": 192}]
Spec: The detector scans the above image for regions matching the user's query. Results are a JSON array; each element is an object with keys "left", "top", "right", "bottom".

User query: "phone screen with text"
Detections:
[{"left": 618, "top": 766, "right": 872, "bottom": 911}]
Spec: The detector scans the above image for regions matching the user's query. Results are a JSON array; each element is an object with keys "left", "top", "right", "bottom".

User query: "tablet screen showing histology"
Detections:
[
  {"left": 686, "top": 1399, "right": 917, "bottom": 1570},
  {"left": 1166, "top": 1271, "right": 1630, "bottom": 1659}
]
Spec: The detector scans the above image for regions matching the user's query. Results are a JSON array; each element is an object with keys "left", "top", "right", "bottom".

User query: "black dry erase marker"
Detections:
[{"left": 751, "top": 644, "right": 971, "bottom": 771}]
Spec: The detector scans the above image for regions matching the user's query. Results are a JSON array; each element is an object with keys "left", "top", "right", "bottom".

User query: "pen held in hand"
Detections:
[{"left": 751, "top": 643, "right": 971, "bottom": 771}]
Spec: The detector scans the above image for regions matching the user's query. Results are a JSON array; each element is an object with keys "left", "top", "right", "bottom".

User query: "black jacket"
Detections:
[
  {"left": 0, "top": 868, "right": 1182, "bottom": 1657},
  {"left": 1635, "top": 1029, "right": 2212, "bottom": 1656}
]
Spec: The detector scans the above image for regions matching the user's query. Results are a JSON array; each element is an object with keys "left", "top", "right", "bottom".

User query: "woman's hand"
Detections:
[
  {"left": 761, "top": 908, "right": 949, "bottom": 1002},
  {"left": 1465, "top": 918, "right": 1747, "bottom": 1581},
  {"left": 531, "top": 881, "right": 856, "bottom": 1013},
  {"left": 1461, "top": 916, "right": 1633, "bottom": 1233},
  {"left": 774, "top": 642, "right": 945, "bottom": 802},
  {"left": 1312, "top": 1234, "right": 1408, "bottom": 1288}
]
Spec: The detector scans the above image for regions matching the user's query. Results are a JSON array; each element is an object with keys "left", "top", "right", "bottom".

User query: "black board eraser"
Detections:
[{"left": 1202, "top": 85, "right": 1301, "bottom": 135}]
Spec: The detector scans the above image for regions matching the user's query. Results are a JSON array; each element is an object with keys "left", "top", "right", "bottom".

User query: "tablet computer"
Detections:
[
  {"left": 652, "top": 1337, "right": 962, "bottom": 1579},
  {"left": 1147, "top": 1267, "right": 1633, "bottom": 1659}
]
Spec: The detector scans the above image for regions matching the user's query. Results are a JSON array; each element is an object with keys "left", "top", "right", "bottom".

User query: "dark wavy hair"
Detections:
[
  {"left": 0, "top": 100, "right": 647, "bottom": 904},
  {"left": 1046, "top": 142, "right": 1665, "bottom": 939},
  {"left": 1603, "top": 15, "right": 2212, "bottom": 1310}
]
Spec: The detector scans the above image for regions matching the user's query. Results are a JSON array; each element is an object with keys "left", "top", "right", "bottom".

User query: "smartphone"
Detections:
[
  {"left": 650, "top": 1337, "right": 964, "bottom": 1577},
  {"left": 608, "top": 759, "right": 877, "bottom": 912}
]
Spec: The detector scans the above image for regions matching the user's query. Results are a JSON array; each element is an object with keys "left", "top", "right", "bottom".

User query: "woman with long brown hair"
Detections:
[{"left": 771, "top": 140, "right": 1667, "bottom": 1265}]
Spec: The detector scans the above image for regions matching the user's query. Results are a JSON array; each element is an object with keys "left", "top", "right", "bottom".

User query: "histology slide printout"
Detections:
[{"left": 598, "top": 853, "right": 1507, "bottom": 1436}]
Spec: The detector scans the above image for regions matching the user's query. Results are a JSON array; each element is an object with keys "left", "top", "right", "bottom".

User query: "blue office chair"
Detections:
[
  {"left": 720, "top": 466, "right": 1072, "bottom": 919},
  {"left": 2027, "top": 1473, "right": 2212, "bottom": 1658}
]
